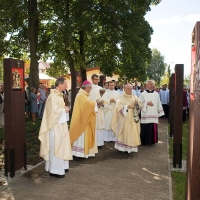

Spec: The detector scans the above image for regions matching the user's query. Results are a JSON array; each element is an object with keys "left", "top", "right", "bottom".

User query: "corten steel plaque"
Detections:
[
  {"left": 186, "top": 21, "right": 200, "bottom": 200},
  {"left": 173, "top": 64, "right": 183, "bottom": 168},
  {"left": 169, "top": 73, "right": 175, "bottom": 137},
  {"left": 4, "top": 58, "right": 26, "bottom": 177}
]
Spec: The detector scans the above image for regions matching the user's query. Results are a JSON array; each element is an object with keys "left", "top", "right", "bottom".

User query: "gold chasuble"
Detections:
[
  {"left": 69, "top": 89, "right": 96, "bottom": 155},
  {"left": 111, "top": 93, "right": 142, "bottom": 147},
  {"left": 38, "top": 89, "right": 72, "bottom": 161}
]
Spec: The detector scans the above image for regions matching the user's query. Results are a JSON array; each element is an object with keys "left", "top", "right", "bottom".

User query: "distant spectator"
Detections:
[
  {"left": 37, "top": 83, "right": 47, "bottom": 120},
  {"left": 114, "top": 81, "right": 119, "bottom": 90},
  {"left": 117, "top": 84, "right": 124, "bottom": 95},
  {"left": 30, "top": 87, "right": 38, "bottom": 122},
  {"left": 140, "top": 85, "right": 145, "bottom": 93},
  {"left": 103, "top": 82, "right": 109, "bottom": 90},
  {"left": 134, "top": 81, "right": 140, "bottom": 90},
  {"left": 159, "top": 84, "right": 169, "bottom": 118},
  {"left": 183, "top": 86, "right": 188, "bottom": 121},
  {"left": 25, "top": 90, "right": 30, "bottom": 117},
  {"left": 132, "top": 85, "right": 140, "bottom": 97}
]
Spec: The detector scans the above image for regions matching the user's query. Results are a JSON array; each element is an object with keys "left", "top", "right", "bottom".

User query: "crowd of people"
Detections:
[
  {"left": 37, "top": 75, "right": 190, "bottom": 178},
  {"left": 25, "top": 84, "right": 54, "bottom": 121}
]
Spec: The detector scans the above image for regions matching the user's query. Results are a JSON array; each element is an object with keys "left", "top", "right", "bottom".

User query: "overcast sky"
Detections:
[{"left": 145, "top": 0, "right": 200, "bottom": 76}]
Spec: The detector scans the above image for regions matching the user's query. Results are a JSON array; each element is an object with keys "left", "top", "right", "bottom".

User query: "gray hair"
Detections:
[
  {"left": 82, "top": 84, "right": 92, "bottom": 89},
  {"left": 55, "top": 77, "right": 66, "bottom": 87},
  {"left": 124, "top": 84, "right": 133, "bottom": 89},
  {"left": 146, "top": 80, "right": 155, "bottom": 86}
]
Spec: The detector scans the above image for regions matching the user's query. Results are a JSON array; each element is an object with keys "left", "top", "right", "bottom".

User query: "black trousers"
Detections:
[
  {"left": 162, "top": 104, "right": 169, "bottom": 118},
  {"left": 183, "top": 109, "right": 187, "bottom": 121}
]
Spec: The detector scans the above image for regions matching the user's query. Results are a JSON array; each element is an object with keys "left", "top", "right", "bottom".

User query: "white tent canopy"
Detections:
[
  {"left": 25, "top": 73, "right": 55, "bottom": 80},
  {"left": 39, "top": 73, "right": 55, "bottom": 80}
]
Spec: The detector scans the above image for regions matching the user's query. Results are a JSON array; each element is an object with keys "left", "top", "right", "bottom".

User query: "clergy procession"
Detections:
[{"left": 38, "top": 75, "right": 166, "bottom": 178}]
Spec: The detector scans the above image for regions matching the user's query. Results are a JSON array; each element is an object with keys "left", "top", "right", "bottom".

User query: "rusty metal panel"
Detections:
[
  {"left": 173, "top": 65, "right": 183, "bottom": 168},
  {"left": 186, "top": 21, "right": 200, "bottom": 200},
  {"left": 4, "top": 58, "right": 26, "bottom": 177},
  {"left": 169, "top": 73, "right": 175, "bottom": 137}
]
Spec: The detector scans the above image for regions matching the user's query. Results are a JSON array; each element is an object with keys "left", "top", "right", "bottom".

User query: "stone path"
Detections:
[{"left": 0, "top": 119, "right": 171, "bottom": 200}]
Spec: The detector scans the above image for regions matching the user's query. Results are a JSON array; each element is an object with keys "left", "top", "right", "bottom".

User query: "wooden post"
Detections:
[
  {"left": 4, "top": 58, "right": 26, "bottom": 177},
  {"left": 186, "top": 21, "right": 200, "bottom": 200},
  {"left": 169, "top": 73, "right": 175, "bottom": 137},
  {"left": 173, "top": 64, "right": 183, "bottom": 168}
]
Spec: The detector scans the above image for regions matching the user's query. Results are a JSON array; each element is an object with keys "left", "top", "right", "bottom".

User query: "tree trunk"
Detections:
[
  {"left": 79, "top": 31, "right": 87, "bottom": 82},
  {"left": 28, "top": 0, "right": 39, "bottom": 89},
  {"left": 69, "top": 62, "right": 77, "bottom": 115}
]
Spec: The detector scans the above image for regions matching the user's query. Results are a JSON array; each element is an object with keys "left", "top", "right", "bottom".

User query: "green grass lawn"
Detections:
[
  {"left": 169, "top": 120, "right": 188, "bottom": 200},
  {"left": 25, "top": 119, "right": 43, "bottom": 165}
]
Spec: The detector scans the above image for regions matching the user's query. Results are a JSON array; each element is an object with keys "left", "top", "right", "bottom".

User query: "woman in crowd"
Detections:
[{"left": 30, "top": 87, "right": 38, "bottom": 122}]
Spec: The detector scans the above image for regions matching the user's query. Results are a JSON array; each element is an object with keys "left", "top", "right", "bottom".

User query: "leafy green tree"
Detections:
[
  {"left": 41, "top": 0, "right": 161, "bottom": 80},
  {"left": 0, "top": 0, "right": 161, "bottom": 106},
  {"left": 40, "top": 0, "right": 161, "bottom": 108},
  {"left": 160, "top": 65, "right": 171, "bottom": 86},
  {"left": 184, "top": 75, "right": 190, "bottom": 87},
  {"left": 147, "top": 48, "right": 167, "bottom": 85}
]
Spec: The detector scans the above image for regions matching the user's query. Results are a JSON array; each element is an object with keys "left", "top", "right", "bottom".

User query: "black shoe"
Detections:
[
  {"left": 73, "top": 156, "right": 80, "bottom": 161},
  {"left": 65, "top": 169, "right": 69, "bottom": 173},
  {"left": 49, "top": 173, "right": 54, "bottom": 177},
  {"left": 49, "top": 173, "right": 65, "bottom": 178}
]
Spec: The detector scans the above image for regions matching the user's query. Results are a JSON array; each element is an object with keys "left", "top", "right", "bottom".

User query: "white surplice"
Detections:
[
  {"left": 104, "top": 89, "right": 120, "bottom": 142},
  {"left": 45, "top": 110, "right": 70, "bottom": 175},
  {"left": 96, "top": 94, "right": 108, "bottom": 146},
  {"left": 139, "top": 91, "right": 164, "bottom": 123},
  {"left": 90, "top": 84, "right": 105, "bottom": 146}
]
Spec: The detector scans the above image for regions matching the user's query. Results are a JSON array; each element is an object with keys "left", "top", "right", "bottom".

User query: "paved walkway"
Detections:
[{"left": 0, "top": 119, "right": 171, "bottom": 200}]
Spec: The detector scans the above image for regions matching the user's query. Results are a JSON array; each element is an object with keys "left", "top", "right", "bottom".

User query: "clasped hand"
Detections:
[
  {"left": 128, "top": 100, "right": 138, "bottom": 109},
  {"left": 147, "top": 101, "right": 154, "bottom": 106},
  {"left": 110, "top": 98, "right": 116, "bottom": 103},
  {"left": 65, "top": 106, "right": 70, "bottom": 113}
]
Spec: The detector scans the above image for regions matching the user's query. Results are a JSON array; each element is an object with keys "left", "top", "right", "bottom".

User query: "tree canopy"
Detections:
[
  {"left": 147, "top": 48, "right": 167, "bottom": 85},
  {"left": 0, "top": 0, "right": 162, "bottom": 87}
]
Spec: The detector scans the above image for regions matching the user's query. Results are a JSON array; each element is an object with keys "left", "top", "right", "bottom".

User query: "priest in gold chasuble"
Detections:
[
  {"left": 69, "top": 80, "right": 98, "bottom": 158},
  {"left": 111, "top": 84, "right": 142, "bottom": 153}
]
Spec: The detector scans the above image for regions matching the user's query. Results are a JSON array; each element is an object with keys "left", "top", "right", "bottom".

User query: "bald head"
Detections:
[{"left": 124, "top": 84, "right": 133, "bottom": 95}]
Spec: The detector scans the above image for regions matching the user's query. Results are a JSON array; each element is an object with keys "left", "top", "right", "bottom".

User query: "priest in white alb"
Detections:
[
  {"left": 38, "top": 77, "right": 72, "bottom": 178},
  {"left": 90, "top": 74, "right": 107, "bottom": 147},
  {"left": 69, "top": 80, "right": 98, "bottom": 159},
  {"left": 103, "top": 81, "right": 120, "bottom": 142},
  {"left": 111, "top": 84, "right": 142, "bottom": 153}
]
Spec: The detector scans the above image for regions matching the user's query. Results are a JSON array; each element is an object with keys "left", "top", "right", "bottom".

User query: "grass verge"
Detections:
[{"left": 169, "top": 120, "right": 188, "bottom": 200}]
